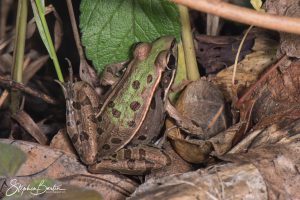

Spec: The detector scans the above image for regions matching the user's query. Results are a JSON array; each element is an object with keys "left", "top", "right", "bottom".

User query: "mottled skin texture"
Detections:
[{"left": 62, "top": 36, "right": 177, "bottom": 175}]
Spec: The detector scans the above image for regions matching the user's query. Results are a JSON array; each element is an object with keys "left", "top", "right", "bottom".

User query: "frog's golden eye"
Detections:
[
  {"left": 166, "top": 53, "right": 176, "bottom": 70},
  {"left": 155, "top": 50, "right": 168, "bottom": 70}
]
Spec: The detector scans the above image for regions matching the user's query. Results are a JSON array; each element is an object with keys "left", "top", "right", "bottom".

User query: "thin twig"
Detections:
[
  {"left": 66, "top": 0, "right": 98, "bottom": 88},
  {"left": 232, "top": 25, "right": 253, "bottom": 85},
  {"left": 66, "top": 0, "right": 84, "bottom": 59},
  {"left": 0, "top": 76, "right": 58, "bottom": 105},
  {"left": 171, "top": 0, "right": 300, "bottom": 35}
]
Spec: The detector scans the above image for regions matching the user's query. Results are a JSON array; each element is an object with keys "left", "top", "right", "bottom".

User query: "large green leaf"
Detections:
[{"left": 80, "top": 0, "right": 180, "bottom": 72}]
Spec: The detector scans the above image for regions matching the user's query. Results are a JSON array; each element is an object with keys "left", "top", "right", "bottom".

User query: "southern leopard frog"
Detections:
[{"left": 61, "top": 36, "right": 177, "bottom": 175}]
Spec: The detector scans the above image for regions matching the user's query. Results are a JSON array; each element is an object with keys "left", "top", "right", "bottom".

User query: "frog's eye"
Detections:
[
  {"left": 155, "top": 50, "right": 168, "bottom": 69},
  {"left": 155, "top": 50, "right": 177, "bottom": 71},
  {"left": 166, "top": 53, "right": 176, "bottom": 70}
]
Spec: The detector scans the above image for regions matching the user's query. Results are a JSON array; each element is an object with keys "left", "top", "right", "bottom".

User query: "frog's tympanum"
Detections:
[{"left": 60, "top": 36, "right": 177, "bottom": 175}]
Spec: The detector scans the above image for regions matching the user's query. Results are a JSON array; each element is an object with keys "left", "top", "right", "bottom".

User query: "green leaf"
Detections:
[
  {"left": 0, "top": 143, "right": 26, "bottom": 176},
  {"left": 80, "top": 0, "right": 180, "bottom": 72},
  {"left": 31, "top": 0, "right": 51, "bottom": 57},
  {"left": 30, "top": 0, "right": 64, "bottom": 82},
  {"left": 250, "top": 0, "right": 262, "bottom": 11}
]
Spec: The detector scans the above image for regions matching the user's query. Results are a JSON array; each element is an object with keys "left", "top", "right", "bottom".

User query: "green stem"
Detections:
[
  {"left": 35, "top": 0, "right": 64, "bottom": 82},
  {"left": 11, "top": 0, "right": 28, "bottom": 113},
  {"left": 178, "top": 5, "right": 200, "bottom": 81}
]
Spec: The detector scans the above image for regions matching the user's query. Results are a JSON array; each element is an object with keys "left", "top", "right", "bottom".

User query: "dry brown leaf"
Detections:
[{"left": 0, "top": 139, "right": 138, "bottom": 200}]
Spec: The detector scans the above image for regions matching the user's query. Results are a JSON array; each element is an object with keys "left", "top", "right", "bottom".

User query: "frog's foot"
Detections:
[{"left": 88, "top": 145, "right": 171, "bottom": 175}]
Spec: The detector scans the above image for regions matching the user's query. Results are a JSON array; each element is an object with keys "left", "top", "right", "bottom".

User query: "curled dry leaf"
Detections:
[
  {"left": 0, "top": 139, "right": 138, "bottom": 200},
  {"left": 167, "top": 80, "right": 229, "bottom": 163}
]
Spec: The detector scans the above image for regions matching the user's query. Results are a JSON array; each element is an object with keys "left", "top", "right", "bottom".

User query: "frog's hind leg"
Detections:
[
  {"left": 88, "top": 145, "right": 171, "bottom": 175},
  {"left": 62, "top": 81, "right": 101, "bottom": 165}
]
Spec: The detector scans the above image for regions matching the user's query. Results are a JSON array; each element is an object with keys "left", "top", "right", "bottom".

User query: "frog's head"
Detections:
[
  {"left": 153, "top": 36, "right": 177, "bottom": 73},
  {"left": 132, "top": 36, "right": 177, "bottom": 73}
]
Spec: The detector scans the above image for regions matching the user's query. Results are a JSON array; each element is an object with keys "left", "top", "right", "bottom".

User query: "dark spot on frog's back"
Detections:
[
  {"left": 71, "top": 134, "right": 78, "bottom": 143},
  {"left": 72, "top": 102, "right": 81, "bottom": 110},
  {"left": 111, "top": 153, "right": 117, "bottom": 159},
  {"left": 132, "top": 80, "right": 140, "bottom": 90},
  {"left": 102, "top": 144, "right": 111, "bottom": 150},
  {"left": 108, "top": 101, "right": 115, "bottom": 108},
  {"left": 130, "top": 101, "right": 141, "bottom": 111},
  {"left": 128, "top": 120, "right": 136, "bottom": 127},
  {"left": 97, "top": 115, "right": 103, "bottom": 122},
  {"left": 80, "top": 131, "right": 89, "bottom": 141},
  {"left": 139, "top": 148, "right": 146, "bottom": 159},
  {"left": 127, "top": 159, "right": 135, "bottom": 170},
  {"left": 138, "top": 135, "right": 147, "bottom": 141},
  {"left": 124, "top": 149, "right": 132, "bottom": 159},
  {"left": 111, "top": 137, "right": 122, "bottom": 144},
  {"left": 88, "top": 115, "right": 97, "bottom": 123},
  {"left": 97, "top": 127, "right": 104, "bottom": 135},
  {"left": 147, "top": 74, "right": 153, "bottom": 83},
  {"left": 112, "top": 108, "right": 121, "bottom": 118}
]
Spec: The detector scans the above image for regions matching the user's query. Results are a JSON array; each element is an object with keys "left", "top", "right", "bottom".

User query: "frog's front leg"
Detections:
[
  {"left": 88, "top": 145, "right": 171, "bottom": 175},
  {"left": 63, "top": 81, "right": 101, "bottom": 165}
]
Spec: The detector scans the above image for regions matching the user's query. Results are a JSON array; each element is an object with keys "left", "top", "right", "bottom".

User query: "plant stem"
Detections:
[
  {"left": 11, "top": 0, "right": 28, "bottom": 113},
  {"left": 232, "top": 25, "right": 253, "bottom": 85},
  {"left": 35, "top": 0, "right": 64, "bottom": 82},
  {"left": 178, "top": 5, "right": 200, "bottom": 81}
]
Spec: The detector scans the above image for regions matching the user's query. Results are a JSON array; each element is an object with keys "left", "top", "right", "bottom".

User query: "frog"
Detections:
[{"left": 60, "top": 36, "right": 177, "bottom": 175}]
